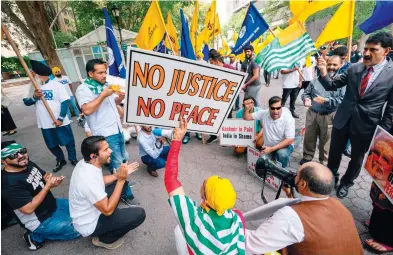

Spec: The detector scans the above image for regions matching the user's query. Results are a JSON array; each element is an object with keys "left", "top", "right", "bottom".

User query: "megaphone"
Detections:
[{"left": 255, "top": 155, "right": 297, "bottom": 187}]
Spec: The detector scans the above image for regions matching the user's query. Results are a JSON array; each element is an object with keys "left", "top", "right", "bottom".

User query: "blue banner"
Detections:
[
  {"left": 154, "top": 34, "right": 167, "bottom": 53},
  {"left": 103, "top": 8, "right": 126, "bottom": 78},
  {"left": 359, "top": 1, "right": 393, "bottom": 34},
  {"left": 231, "top": 2, "right": 269, "bottom": 55},
  {"left": 202, "top": 44, "right": 210, "bottom": 62},
  {"left": 180, "top": 9, "right": 196, "bottom": 60}
]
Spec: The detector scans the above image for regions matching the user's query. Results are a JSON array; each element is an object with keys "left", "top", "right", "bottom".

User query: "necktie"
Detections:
[{"left": 359, "top": 67, "right": 374, "bottom": 96}]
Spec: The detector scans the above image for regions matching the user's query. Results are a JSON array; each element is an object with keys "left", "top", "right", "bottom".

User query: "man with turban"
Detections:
[
  {"left": 24, "top": 60, "right": 77, "bottom": 172},
  {"left": 164, "top": 119, "right": 246, "bottom": 255}
]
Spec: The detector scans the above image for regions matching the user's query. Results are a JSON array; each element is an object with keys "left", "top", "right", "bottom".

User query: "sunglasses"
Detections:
[
  {"left": 270, "top": 106, "right": 282, "bottom": 111},
  {"left": 6, "top": 148, "right": 27, "bottom": 160}
]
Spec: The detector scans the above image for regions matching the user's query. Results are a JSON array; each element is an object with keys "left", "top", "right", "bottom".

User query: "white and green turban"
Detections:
[{"left": 1, "top": 143, "right": 23, "bottom": 159}]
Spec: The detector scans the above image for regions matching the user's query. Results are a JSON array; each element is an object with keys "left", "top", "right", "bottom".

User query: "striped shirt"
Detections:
[{"left": 169, "top": 195, "right": 245, "bottom": 255}]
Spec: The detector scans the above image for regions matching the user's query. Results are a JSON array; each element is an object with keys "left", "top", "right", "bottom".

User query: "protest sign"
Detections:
[
  {"left": 361, "top": 125, "right": 393, "bottom": 203},
  {"left": 124, "top": 48, "right": 246, "bottom": 135},
  {"left": 219, "top": 119, "right": 255, "bottom": 147},
  {"left": 247, "top": 146, "right": 280, "bottom": 191}
]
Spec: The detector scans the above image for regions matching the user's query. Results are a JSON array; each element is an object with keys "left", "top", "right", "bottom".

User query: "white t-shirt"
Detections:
[
  {"left": 300, "top": 57, "right": 315, "bottom": 81},
  {"left": 69, "top": 160, "right": 106, "bottom": 237},
  {"left": 54, "top": 76, "right": 73, "bottom": 96},
  {"left": 230, "top": 61, "right": 241, "bottom": 71},
  {"left": 282, "top": 69, "right": 300, "bottom": 89},
  {"left": 252, "top": 108, "right": 295, "bottom": 147},
  {"left": 76, "top": 83, "right": 122, "bottom": 137},
  {"left": 35, "top": 80, "right": 71, "bottom": 129}
]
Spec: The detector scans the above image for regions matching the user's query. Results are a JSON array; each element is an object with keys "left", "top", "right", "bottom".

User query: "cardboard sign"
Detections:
[
  {"left": 219, "top": 119, "right": 255, "bottom": 147},
  {"left": 247, "top": 146, "right": 281, "bottom": 191},
  {"left": 362, "top": 126, "right": 393, "bottom": 203},
  {"left": 124, "top": 48, "right": 246, "bottom": 135}
]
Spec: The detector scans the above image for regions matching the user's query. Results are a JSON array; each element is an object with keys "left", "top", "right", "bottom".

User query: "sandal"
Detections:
[
  {"left": 8, "top": 130, "right": 17, "bottom": 136},
  {"left": 365, "top": 239, "right": 393, "bottom": 254}
]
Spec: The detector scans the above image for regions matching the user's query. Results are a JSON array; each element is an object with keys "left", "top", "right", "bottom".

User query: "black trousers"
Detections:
[
  {"left": 327, "top": 121, "right": 373, "bottom": 186},
  {"left": 1, "top": 106, "right": 17, "bottom": 132},
  {"left": 263, "top": 70, "right": 271, "bottom": 84},
  {"left": 301, "top": 81, "right": 311, "bottom": 90},
  {"left": 282, "top": 88, "right": 299, "bottom": 112},
  {"left": 369, "top": 205, "right": 393, "bottom": 247},
  {"left": 92, "top": 182, "right": 146, "bottom": 244}
]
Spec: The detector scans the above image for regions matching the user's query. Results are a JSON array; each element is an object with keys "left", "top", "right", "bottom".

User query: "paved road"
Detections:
[{"left": 1, "top": 77, "right": 386, "bottom": 255}]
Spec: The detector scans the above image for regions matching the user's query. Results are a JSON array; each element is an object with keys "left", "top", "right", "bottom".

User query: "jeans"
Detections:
[
  {"left": 92, "top": 183, "right": 146, "bottom": 244},
  {"left": 141, "top": 146, "right": 170, "bottom": 170},
  {"left": 31, "top": 199, "right": 80, "bottom": 243},
  {"left": 282, "top": 88, "right": 300, "bottom": 112},
  {"left": 270, "top": 145, "right": 294, "bottom": 168},
  {"left": 234, "top": 95, "right": 240, "bottom": 109},
  {"left": 66, "top": 96, "right": 80, "bottom": 120}
]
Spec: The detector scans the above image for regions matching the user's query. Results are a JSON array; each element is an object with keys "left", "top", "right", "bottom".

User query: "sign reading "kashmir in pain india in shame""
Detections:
[
  {"left": 220, "top": 119, "right": 255, "bottom": 147},
  {"left": 124, "top": 48, "right": 246, "bottom": 135}
]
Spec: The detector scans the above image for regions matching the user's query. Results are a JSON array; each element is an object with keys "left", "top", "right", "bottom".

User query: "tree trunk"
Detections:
[
  {"left": 358, "top": 33, "right": 369, "bottom": 52},
  {"left": 16, "top": 1, "right": 65, "bottom": 73}
]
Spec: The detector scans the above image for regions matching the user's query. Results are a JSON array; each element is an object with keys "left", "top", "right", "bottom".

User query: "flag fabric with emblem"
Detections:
[
  {"left": 202, "top": 0, "right": 220, "bottom": 42},
  {"left": 103, "top": 8, "right": 126, "bottom": 78},
  {"left": 231, "top": 2, "right": 269, "bottom": 55},
  {"left": 165, "top": 13, "right": 180, "bottom": 53},
  {"left": 190, "top": 0, "right": 199, "bottom": 50},
  {"left": 290, "top": 0, "right": 343, "bottom": 23},
  {"left": 135, "top": 1, "right": 166, "bottom": 51},
  {"left": 255, "top": 22, "right": 317, "bottom": 72},
  {"left": 359, "top": 1, "right": 393, "bottom": 34},
  {"left": 180, "top": 9, "right": 196, "bottom": 60}
]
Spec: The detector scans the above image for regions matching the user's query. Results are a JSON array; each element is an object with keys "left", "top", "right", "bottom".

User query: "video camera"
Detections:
[{"left": 255, "top": 155, "right": 297, "bottom": 203}]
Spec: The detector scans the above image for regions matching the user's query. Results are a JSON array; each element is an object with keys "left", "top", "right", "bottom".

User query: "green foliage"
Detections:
[
  {"left": 1, "top": 56, "right": 30, "bottom": 73},
  {"left": 54, "top": 31, "right": 77, "bottom": 48},
  {"left": 221, "top": 9, "right": 247, "bottom": 43}
]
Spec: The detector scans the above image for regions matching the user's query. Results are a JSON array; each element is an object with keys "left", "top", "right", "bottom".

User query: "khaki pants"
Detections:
[
  {"left": 234, "top": 133, "right": 263, "bottom": 155},
  {"left": 303, "top": 108, "right": 335, "bottom": 163}
]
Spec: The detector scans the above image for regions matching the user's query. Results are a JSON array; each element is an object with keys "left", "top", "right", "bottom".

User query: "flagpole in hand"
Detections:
[{"left": 1, "top": 24, "right": 56, "bottom": 122}]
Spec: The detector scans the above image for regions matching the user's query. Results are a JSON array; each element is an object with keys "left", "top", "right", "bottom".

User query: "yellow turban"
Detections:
[
  {"left": 229, "top": 54, "right": 236, "bottom": 58},
  {"left": 52, "top": 66, "right": 61, "bottom": 75},
  {"left": 196, "top": 52, "right": 204, "bottom": 59},
  {"left": 201, "top": 176, "right": 236, "bottom": 216}
]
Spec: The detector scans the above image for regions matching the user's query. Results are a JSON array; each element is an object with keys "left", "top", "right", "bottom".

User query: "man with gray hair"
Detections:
[{"left": 245, "top": 162, "right": 362, "bottom": 255}]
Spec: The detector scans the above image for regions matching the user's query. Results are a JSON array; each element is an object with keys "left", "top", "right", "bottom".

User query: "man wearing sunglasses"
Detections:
[
  {"left": 243, "top": 96, "right": 295, "bottom": 168},
  {"left": 1, "top": 141, "right": 80, "bottom": 251}
]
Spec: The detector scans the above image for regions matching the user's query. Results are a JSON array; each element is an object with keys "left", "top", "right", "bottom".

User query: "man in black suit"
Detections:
[{"left": 316, "top": 32, "right": 393, "bottom": 198}]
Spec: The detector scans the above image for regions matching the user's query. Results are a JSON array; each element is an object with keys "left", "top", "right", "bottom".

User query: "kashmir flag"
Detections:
[
  {"left": 180, "top": 9, "right": 196, "bottom": 60},
  {"left": 315, "top": 0, "right": 355, "bottom": 48},
  {"left": 255, "top": 22, "right": 317, "bottom": 72},
  {"left": 290, "top": 0, "right": 343, "bottom": 23},
  {"left": 135, "top": 1, "right": 166, "bottom": 50},
  {"left": 103, "top": 8, "right": 126, "bottom": 78},
  {"left": 232, "top": 2, "right": 269, "bottom": 55},
  {"left": 258, "top": 27, "right": 282, "bottom": 51},
  {"left": 164, "top": 13, "right": 180, "bottom": 53},
  {"left": 190, "top": 0, "right": 199, "bottom": 49},
  {"left": 359, "top": 1, "right": 393, "bottom": 34}
]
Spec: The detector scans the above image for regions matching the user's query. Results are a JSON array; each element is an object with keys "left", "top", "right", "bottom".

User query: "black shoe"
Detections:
[
  {"left": 300, "top": 158, "right": 311, "bottom": 165},
  {"left": 336, "top": 184, "right": 349, "bottom": 198},
  {"left": 70, "top": 160, "right": 78, "bottom": 166},
  {"left": 125, "top": 140, "right": 130, "bottom": 145},
  {"left": 182, "top": 136, "right": 190, "bottom": 144},
  {"left": 23, "top": 231, "right": 45, "bottom": 251},
  {"left": 291, "top": 111, "right": 299, "bottom": 118},
  {"left": 195, "top": 133, "right": 202, "bottom": 140},
  {"left": 206, "top": 135, "right": 218, "bottom": 144},
  {"left": 53, "top": 160, "right": 67, "bottom": 172},
  {"left": 121, "top": 196, "right": 140, "bottom": 206}
]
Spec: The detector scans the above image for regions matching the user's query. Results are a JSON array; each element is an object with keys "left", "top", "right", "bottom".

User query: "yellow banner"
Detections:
[
  {"left": 164, "top": 13, "right": 179, "bottom": 53},
  {"left": 190, "top": 0, "right": 199, "bottom": 49},
  {"left": 290, "top": 0, "right": 343, "bottom": 23}
]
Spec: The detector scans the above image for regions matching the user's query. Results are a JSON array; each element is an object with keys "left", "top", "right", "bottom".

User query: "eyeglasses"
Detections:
[
  {"left": 270, "top": 106, "right": 282, "bottom": 111},
  {"left": 6, "top": 148, "right": 27, "bottom": 160}
]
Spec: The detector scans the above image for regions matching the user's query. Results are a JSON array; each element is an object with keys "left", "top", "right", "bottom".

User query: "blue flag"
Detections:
[
  {"left": 180, "top": 9, "right": 196, "bottom": 60},
  {"left": 154, "top": 34, "right": 167, "bottom": 53},
  {"left": 359, "top": 1, "right": 393, "bottom": 34},
  {"left": 104, "top": 8, "right": 126, "bottom": 78},
  {"left": 231, "top": 2, "right": 269, "bottom": 55},
  {"left": 202, "top": 44, "right": 210, "bottom": 62}
]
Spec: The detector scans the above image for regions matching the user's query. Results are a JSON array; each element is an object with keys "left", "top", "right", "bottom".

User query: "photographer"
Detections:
[
  {"left": 245, "top": 162, "right": 362, "bottom": 255},
  {"left": 243, "top": 96, "right": 295, "bottom": 168}
]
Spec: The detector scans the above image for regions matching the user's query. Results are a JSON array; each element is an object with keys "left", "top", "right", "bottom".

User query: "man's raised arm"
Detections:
[{"left": 317, "top": 57, "right": 348, "bottom": 91}]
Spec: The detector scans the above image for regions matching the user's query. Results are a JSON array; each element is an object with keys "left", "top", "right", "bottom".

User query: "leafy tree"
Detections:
[{"left": 54, "top": 31, "right": 77, "bottom": 48}]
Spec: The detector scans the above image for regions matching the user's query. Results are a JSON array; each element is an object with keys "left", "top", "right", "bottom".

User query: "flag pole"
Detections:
[
  {"left": 1, "top": 24, "right": 56, "bottom": 122},
  {"left": 346, "top": 0, "right": 355, "bottom": 62}
]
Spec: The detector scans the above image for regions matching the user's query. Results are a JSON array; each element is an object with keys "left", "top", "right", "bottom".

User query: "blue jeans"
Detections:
[
  {"left": 31, "top": 199, "right": 80, "bottom": 243},
  {"left": 106, "top": 132, "right": 133, "bottom": 198},
  {"left": 66, "top": 96, "right": 80, "bottom": 120},
  {"left": 141, "top": 146, "right": 170, "bottom": 170},
  {"left": 234, "top": 95, "right": 240, "bottom": 109},
  {"left": 271, "top": 145, "right": 294, "bottom": 168}
]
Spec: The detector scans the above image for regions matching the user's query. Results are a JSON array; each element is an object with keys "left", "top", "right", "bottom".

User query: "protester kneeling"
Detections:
[
  {"left": 137, "top": 126, "right": 172, "bottom": 177},
  {"left": 165, "top": 119, "right": 246, "bottom": 254},
  {"left": 69, "top": 136, "right": 146, "bottom": 250},
  {"left": 1, "top": 141, "right": 80, "bottom": 251},
  {"left": 234, "top": 96, "right": 263, "bottom": 155},
  {"left": 243, "top": 96, "right": 295, "bottom": 168}
]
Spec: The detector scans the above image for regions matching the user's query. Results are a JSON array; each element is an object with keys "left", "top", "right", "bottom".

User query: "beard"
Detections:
[
  {"left": 55, "top": 74, "right": 62, "bottom": 78},
  {"left": 8, "top": 156, "right": 29, "bottom": 168},
  {"left": 328, "top": 71, "right": 337, "bottom": 78}
]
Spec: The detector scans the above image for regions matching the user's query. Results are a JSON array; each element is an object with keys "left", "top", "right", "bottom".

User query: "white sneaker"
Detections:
[{"left": 92, "top": 236, "right": 124, "bottom": 250}]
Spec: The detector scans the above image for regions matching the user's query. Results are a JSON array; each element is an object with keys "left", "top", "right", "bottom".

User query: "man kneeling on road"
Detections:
[
  {"left": 245, "top": 162, "right": 363, "bottom": 255},
  {"left": 243, "top": 96, "right": 295, "bottom": 168},
  {"left": 69, "top": 136, "right": 146, "bottom": 250},
  {"left": 1, "top": 141, "right": 80, "bottom": 251}
]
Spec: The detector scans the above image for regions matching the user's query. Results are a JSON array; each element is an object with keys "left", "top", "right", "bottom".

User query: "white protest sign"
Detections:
[
  {"left": 247, "top": 146, "right": 281, "bottom": 191},
  {"left": 124, "top": 48, "right": 246, "bottom": 135},
  {"left": 219, "top": 119, "right": 255, "bottom": 147}
]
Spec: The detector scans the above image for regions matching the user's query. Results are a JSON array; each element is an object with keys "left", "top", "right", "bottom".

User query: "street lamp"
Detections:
[{"left": 111, "top": 5, "right": 126, "bottom": 62}]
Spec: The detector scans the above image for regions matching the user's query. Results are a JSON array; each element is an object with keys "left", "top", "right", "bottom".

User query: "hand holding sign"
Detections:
[{"left": 173, "top": 118, "right": 188, "bottom": 142}]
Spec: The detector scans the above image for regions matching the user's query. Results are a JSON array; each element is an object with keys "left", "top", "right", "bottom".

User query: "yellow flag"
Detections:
[
  {"left": 190, "top": 0, "right": 199, "bottom": 49},
  {"left": 258, "top": 27, "right": 281, "bottom": 51},
  {"left": 203, "top": 0, "right": 220, "bottom": 41},
  {"left": 204, "top": 0, "right": 216, "bottom": 27},
  {"left": 290, "top": 0, "right": 343, "bottom": 23},
  {"left": 233, "top": 31, "right": 238, "bottom": 44},
  {"left": 164, "top": 13, "right": 179, "bottom": 53},
  {"left": 135, "top": 1, "right": 167, "bottom": 50},
  {"left": 277, "top": 21, "right": 306, "bottom": 46},
  {"left": 315, "top": 0, "right": 355, "bottom": 48},
  {"left": 221, "top": 37, "right": 230, "bottom": 55},
  {"left": 305, "top": 55, "right": 312, "bottom": 67}
]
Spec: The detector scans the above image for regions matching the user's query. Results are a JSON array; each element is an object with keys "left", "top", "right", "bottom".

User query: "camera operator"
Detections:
[
  {"left": 243, "top": 96, "right": 295, "bottom": 168},
  {"left": 245, "top": 162, "right": 362, "bottom": 255}
]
